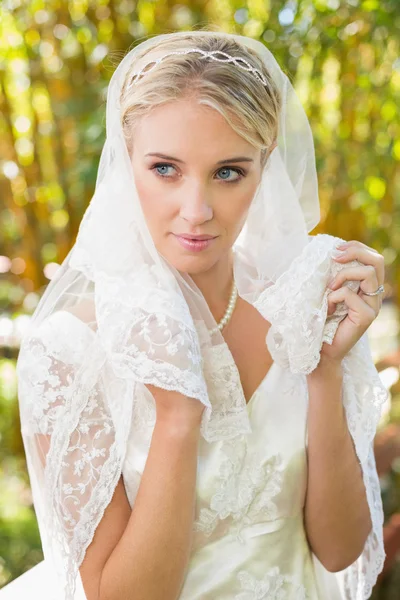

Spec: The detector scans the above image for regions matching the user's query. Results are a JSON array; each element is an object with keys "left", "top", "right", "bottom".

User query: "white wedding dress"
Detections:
[
  {"left": 3, "top": 345, "right": 343, "bottom": 600},
  {"left": 3, "top": 342, "right": 347, "bottom": 600},
  {"left": 3, "top": 235, "right": 387, "bottom": 599},
  {"left": 122, "top": 347, "right": 344, "bottom": 600}
]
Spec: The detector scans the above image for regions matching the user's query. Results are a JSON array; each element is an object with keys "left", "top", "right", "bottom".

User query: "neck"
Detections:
[{"left": 189, "top": 250, "right": 235, "bottom": 322}]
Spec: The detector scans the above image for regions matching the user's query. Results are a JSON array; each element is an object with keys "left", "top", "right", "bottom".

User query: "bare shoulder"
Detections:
[{"left": 63, "top": 298, "right": 98, "bottom": 331}]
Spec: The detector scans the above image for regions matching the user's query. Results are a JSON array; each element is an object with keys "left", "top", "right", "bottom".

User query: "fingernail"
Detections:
[{"left": 332, "top": 250, "right": 346, "bottom": 259}]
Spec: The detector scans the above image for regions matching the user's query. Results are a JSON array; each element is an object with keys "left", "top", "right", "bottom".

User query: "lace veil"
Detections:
[{"left": 15, "top": 30, "right": 388, "bottom": 599}]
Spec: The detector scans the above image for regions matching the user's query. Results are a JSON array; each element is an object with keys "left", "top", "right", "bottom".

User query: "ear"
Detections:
[
  {"left": 261, "top": 140, "right": 277, "bottom": 169},
  {"left": 269, "top": 139, "right": 277, "bottom": 154}
]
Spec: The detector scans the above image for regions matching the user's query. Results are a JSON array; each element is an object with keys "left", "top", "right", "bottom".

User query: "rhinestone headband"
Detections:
[{"left": 127, "top": 48, "right": 270, "bottom": 90}]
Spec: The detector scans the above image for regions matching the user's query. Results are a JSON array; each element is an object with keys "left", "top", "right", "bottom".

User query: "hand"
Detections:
[
  {"left": 146, "top": 384, "right": 206, "bottom": 431},
  {"left": 322, "top": 240, "right": 385, "bottom": 365}
]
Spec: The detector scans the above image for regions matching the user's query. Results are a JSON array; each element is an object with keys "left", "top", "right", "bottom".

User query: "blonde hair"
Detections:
[{"left": 120, "top": 33, "right": 282, "bottom": 166}]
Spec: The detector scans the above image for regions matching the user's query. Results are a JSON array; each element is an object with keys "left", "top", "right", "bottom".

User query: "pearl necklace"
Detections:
[{"left": 209, "top": 278, "right": 238, "bottom": 336}]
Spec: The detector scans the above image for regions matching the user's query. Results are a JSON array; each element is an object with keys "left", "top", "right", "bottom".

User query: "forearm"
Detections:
[
  {"left": 304, "top": 357, "right": 372, "bottom": 572},
  {"left": 99, "top": 421, "right": 200, "bottom": 600}
]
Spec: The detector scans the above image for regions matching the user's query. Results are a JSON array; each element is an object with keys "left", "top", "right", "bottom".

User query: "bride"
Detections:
[{"left": 11, "top": 30, "right": 387, "bottom": 600}]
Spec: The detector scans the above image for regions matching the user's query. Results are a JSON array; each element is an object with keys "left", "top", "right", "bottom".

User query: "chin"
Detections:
[
  {"left": 170, "top": 255, "right": 219, "bottom": 275},
  {"left": 158, "top": 244, "right": 225, "bottom": 275}
]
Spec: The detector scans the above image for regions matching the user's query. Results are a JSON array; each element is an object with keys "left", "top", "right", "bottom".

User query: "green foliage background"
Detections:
[{"left": 0, "top": 0, "right": 399, "bottom": 595}]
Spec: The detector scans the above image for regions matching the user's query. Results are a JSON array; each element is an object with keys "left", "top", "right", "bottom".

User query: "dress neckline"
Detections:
[
  {"left": 219, "top": 338, "right": 276, "bottom": 411},
  {"left": 246, "top": 360, "right": 276, "bottom": 410}
]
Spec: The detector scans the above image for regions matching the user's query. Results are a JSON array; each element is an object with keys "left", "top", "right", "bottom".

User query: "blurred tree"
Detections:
[
  {"left": 0, "top": 0, "right": 399, "bottom": 311},
  {"left": 0, "top": 0, "right": 399, "bottom": 593}
]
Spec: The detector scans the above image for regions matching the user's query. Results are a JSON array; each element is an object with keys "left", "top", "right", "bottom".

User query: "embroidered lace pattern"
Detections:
[
  {"left": 253, "top": 234, "right": 388, "bottom": 598},
  {"left": 235, "top": 567, "right": 308, "bottom": 599},
  {"left": 193, "top": 436, "right": 283, "bottom": 543},
  {"left": 254, "top": 234, "right": 361, "bottom": 375},
  {"left": 16, "top": 234, "right": 388, "bottom": 600}
]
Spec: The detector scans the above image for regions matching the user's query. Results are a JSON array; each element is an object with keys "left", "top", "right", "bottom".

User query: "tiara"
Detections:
[{"left": 127, "top": 48, "right": 270, "bottom": 90}]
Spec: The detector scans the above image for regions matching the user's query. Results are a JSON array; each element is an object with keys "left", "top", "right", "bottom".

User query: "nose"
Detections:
[{"left": 179, "top": 181, "right": 213, "bottom": 226}]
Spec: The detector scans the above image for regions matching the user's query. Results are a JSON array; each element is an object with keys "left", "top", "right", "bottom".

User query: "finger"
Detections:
[
  {"left": 327, "top": 286, "right": 377, "bottom": 325},
  {"left": 334, "top": 244, "right": 383, "bottom": 266},
  {"left": 329, "top": 265, "right": 381, "bottom": 314},
  {"left": 333, "top": 245, "right": 385, "bottom": 285},
  {"left": 336, "top": 239, "right": 381, "bottom": 255},
  {"left": 329, "top": 265, "right": 379, "bottom": 292}
]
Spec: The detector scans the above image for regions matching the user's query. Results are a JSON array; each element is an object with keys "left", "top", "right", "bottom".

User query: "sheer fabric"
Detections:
[
  {"left": 15, "top": 234, "right": 388, "bottom": 599},
  {"left": 14, "top": 28, "right": 388, "bottom": 600}
]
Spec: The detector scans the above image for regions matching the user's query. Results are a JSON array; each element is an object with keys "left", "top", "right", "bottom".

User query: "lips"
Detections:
[
  {"left": 173, "top": 233, "right": 217, "bottom": 252},
  {"left": 176, "top": 234, "right": 217, "bottom": 240}
]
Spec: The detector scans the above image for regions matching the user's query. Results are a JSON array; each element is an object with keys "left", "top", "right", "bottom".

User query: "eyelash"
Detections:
[{"left": 150, "top": 162, "right": 246, "bottom": 184}]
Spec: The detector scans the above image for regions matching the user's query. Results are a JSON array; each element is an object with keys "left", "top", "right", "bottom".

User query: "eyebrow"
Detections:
[{"left": 145, "top": 152, "right": 254, "bottom": 165}]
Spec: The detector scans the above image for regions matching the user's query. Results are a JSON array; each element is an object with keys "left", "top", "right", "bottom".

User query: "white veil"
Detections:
[{"left": 15, "top": 31, "right": 387, "bottom": 599}]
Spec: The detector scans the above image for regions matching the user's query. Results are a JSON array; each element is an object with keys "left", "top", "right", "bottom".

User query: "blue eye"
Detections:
[
  {"left": 216, "top": 167, "right": 243, "bottom": 182},
  {"left": 151, "top": 162, "right": 245, "bottom": 183},
  {"left": 153, "top": 163, "right": 175, "bottom": 178}
]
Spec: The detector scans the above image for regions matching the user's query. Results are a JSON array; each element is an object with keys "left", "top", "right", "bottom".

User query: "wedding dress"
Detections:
[
  {"left": 5, "top": 234, "right": 388, "bottom": 600},
  {"left": 123, "top": 349, "right": 342, "bottom": 599}
]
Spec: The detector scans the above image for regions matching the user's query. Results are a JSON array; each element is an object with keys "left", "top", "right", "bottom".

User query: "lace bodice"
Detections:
[
  {"left": 15, "top": 234, "right": 387, "bottom": 600},
  {"left": 121, "top": 354, "right": 339, "bottom": 599}
]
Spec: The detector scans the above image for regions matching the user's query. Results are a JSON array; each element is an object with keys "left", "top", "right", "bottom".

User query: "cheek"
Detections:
[
  {"left": 134, "top": 173, "right": 173, "bottom": 231},
  {"left": 218, "top": 186, "right": 255, "bottom": 230}
]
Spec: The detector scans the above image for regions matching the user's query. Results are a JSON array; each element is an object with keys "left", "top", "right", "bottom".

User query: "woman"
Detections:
[{"left": 14, "top": 30, "right": 387, "bottom": 600}]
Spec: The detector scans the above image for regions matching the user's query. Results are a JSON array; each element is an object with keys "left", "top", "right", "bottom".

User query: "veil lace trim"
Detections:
[
  {"left": 16, "top": 28, "right": 387, "bottom": 599},
  {"left": 16, "top": 233, "right": 387, "bottom": 599}
]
